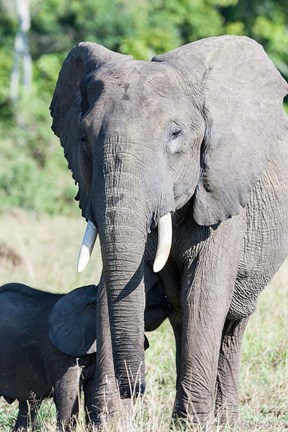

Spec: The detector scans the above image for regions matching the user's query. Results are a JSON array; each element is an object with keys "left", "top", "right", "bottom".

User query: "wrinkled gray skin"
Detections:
[
  {"left": 0, "top": 283, "right": 96, "bottom": 432},
  {"left": 0, "top": 279, "right": 170, "bottom": 431},
  {"left": 50, "top": 35, "right": 288, "bottom": 425}
]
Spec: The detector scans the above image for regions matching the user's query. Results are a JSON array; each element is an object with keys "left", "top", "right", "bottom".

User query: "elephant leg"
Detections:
[
  {"left": 159, "top": 257, "right": 182, "bottom": 387},
  {"left": 83, "top": 378, "right": 95, "bottom": 426},
  {"left": 169, "top": 319, "right": 182, "bottom": 387},
  {"left": 170, "top": 319, "right": 182, "bottom": 419},
  {"left": 15, "top": 399, "right": 39, "bottom": 432},
  {"left": 54, "top": 364, "right": 81, "bottom": 431},
  {"left": 174, "top": 277, "right": 230, "bottom": 425},
  {"left": 215, "top": 316, "right": 250, "bottom": 424},
  {"left": 174, "top": 216, "right": 245, "bottom": 425}
]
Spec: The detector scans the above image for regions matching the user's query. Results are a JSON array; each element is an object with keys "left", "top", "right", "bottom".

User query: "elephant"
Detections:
[
  {"left": 0, "top": 278, "right": 171, "bottom": 431},
  {"left": 0, "top": 283, "right": 97, "bottom": 431},
  {"left": 50, "top": 35, "right": 288, "bottom": 426}
]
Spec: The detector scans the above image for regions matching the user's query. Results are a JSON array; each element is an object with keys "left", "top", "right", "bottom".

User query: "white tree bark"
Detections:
[{"left": 10, "top": 0, "right": 32, "bottom": 104}]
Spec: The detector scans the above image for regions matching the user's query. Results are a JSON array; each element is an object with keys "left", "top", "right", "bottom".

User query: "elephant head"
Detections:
[{"left": 50, "top": 36, "right": 288, "bottom": 403}]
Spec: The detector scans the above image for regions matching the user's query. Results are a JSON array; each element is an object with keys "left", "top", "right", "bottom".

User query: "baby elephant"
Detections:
[
  {"left": 0, "top": 280, "right": 171, "bottom": 431},
  {"left": 0, "top": 283, "right": 97, "bottom": 431}
]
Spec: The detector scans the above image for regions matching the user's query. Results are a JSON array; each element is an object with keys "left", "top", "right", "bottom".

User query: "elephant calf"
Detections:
[{"left": 0, "top": 280, "right": 171, "bottom": 431}]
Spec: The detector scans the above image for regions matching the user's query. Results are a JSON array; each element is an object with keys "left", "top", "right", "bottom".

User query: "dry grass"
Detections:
[
  {"left": 0, "top": 209, "right": 102, "bottom": 292},
  {"left": 0, "top": 209, "right": 287, "bottom": 431}
]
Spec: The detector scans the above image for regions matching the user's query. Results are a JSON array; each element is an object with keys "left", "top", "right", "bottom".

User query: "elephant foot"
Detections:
[
  {"left": 172, "top": 404, "right": 241, "bottom": 431},
  {"left": 172, "top": 409, "right": 215, "bottom": 431},
  {"left": 56, "top": 418, "right": 78, "bottom": 432},
  {"left": 88, "top": 398, "right": 134, "bottom": 430},
  {"left": 214, "top": 403, "right": 239, "bottom": 428},
  {"left": 88, "top": 409, "right": 116, "bottom": 429}
]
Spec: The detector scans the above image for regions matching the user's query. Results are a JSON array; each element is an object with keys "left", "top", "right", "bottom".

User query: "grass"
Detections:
[
  {"left": 0, "top": 209, "right": 102, "bottom": 292},
  {"left": 0, "top": 209, "right": 287, "bottom": 431}
]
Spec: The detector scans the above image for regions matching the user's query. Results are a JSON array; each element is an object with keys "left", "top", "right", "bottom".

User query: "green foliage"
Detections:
[
  {"left": 222, "top": 0, "right": 288, "bottom": 77},
  {"left": 0, "top": 89, "right": 77, "bottom": 215},
  {"left": 0, "top": 132, "right": 77, "bottom": 215},
  {"left": 0, "top": 0, "right": 287, "bottom": 214}
]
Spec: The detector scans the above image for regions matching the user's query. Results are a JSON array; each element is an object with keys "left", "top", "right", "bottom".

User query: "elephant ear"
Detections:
[
  {"left": 153, "top": 36, "right": 288, "bottom": 225},
  {"left": 48, "top": 284, "right": 98, "bottom": 357},
  {"left": 50, "top": 42, "right": 132, "bottom": 220}
]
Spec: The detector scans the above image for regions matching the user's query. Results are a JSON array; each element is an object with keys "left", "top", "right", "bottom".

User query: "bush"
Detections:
[{"left": 0, "top": 101, "right": 78, "bottom": 216}]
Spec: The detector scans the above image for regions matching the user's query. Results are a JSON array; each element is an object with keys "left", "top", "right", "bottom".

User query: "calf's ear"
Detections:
[{"left": 48, "top": 284, "right": 97, "bottom": 357}]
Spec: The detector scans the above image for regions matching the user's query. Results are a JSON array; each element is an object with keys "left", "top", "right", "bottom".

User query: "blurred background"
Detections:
[{"left": 0, "top": 0, "right": 288, "bottom": 217}]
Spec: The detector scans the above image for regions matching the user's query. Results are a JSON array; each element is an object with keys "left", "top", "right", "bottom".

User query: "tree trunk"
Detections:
[{"left": 10, "top": 0, "right": 32, "bottom": 105}]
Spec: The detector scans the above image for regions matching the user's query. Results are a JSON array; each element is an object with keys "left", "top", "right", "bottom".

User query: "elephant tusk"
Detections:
[
  {"left": 77, "top": 221, "right": 98, "bottom": 273},
  {"left": 153, "top": 213, "right": 172, "bottom": 273}
]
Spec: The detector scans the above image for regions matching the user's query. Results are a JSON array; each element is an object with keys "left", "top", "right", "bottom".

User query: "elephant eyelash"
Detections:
[
  {"left": 169, "top": 125, "right": 182, "bottom": 140},
  {"left": 171, "top": 129, "right": 181, "bottom": 139},
  {"left": 168, "top": 130, "right": 185, "bottom": 155}
]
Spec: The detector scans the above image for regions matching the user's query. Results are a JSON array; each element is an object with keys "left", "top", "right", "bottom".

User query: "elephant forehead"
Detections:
[
  {"left": 82, "top": 61, "right": 184, "bottom": 136},
  {"left": 93, "top": 61, "right": 180, "bottom": 101}
]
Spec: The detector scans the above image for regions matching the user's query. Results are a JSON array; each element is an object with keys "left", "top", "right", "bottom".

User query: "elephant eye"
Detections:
[
  {"left": 167, "top": 124, "right": 184, "bottom": 155},
  {"left": 170, "top": 127, "right": 182, "bottom": 140}
]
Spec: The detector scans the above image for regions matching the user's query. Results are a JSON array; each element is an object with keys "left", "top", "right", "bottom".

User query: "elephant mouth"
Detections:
[{"left": 77, "top": 212, "right": 172, "bottom": 273}]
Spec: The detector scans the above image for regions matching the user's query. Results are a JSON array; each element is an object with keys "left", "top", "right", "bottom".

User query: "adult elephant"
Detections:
[{"left": 50, "top": 36, "right": 288, "bottom": 425}]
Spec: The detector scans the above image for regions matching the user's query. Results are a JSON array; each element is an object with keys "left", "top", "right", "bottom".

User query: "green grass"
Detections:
[{"left": 0, "top": 210, "right": 287, "bottom": 431}]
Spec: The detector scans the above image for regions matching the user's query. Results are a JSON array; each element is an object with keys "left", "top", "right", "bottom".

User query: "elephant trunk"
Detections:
[
  {"left": 88, "top": 138, "right": 173, "bottom": 414},
  {"left": 100, "top": 209, "right": 147, "bottom": 398},
  {"left": 93, "top": 148, "right": 149, "bottom": 402}
]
